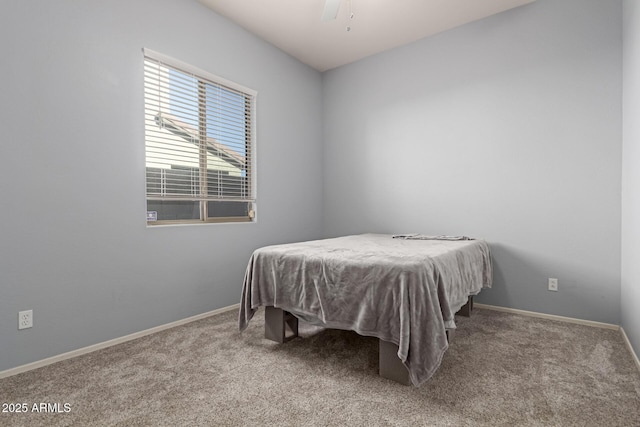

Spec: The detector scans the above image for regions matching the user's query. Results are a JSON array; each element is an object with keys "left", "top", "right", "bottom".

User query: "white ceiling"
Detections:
[{"left": 198, "top": 0, "right": 536, "bottom": 72}]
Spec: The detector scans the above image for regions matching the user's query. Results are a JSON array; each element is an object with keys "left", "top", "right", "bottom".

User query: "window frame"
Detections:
[{"left": 142, "top": 48, "right": 257, "bottom": 226}]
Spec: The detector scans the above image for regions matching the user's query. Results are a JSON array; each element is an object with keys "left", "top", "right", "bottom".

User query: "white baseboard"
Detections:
[
  {"left": 474, "top": 303, "right": 619, "bottom": 330},
  {"left": 620, "top": 327, "right": 640, "bottom": 373},
  {"left": 3, "top": 303, "right": 638, "bottom": 379},
  {"left": 0, "top": 303, "right": 240, "bottom": 380},
  {"left": 475, "top": 303, "right": 640, "bottom": 374}
]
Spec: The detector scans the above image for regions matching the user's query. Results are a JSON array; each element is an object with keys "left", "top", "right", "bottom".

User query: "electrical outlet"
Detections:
[
  {"left": 548, "top": 278, "right": 558, "bottom": 292},
  {"left": 18, "top": 310, "right": 33, "bottom": 330}
]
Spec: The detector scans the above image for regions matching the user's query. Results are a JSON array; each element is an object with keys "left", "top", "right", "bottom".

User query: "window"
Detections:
[{"left": 143, "top": 49, "right": 256, "bottom": 225}]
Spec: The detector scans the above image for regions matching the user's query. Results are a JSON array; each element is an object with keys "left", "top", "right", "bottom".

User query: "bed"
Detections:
[{"left": 238, "top": 233, "right": 492, "bottom": 386}]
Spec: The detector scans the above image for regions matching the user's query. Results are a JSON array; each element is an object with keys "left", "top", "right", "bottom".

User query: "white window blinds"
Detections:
[{"left": 143, "top": 49, "right": 256, "bottom": 224}]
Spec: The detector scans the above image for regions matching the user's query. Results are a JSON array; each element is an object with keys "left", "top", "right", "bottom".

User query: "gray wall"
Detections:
[
  {"left": 322, "top": 0, "right": 622, "bottom": 324},
  {"left": 1, "top": 0, "right": 631, "bottom": 373},
  {"left": 622, "top": 0, "right": 640, "bottom": 356},
  {"left": 0, "top": 0, "right": 323, "bottom": 372}
]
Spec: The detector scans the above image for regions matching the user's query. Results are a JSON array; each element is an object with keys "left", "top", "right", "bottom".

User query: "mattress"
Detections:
[{"left": 239, "top": 233, "right": 493, "bottom": 385}]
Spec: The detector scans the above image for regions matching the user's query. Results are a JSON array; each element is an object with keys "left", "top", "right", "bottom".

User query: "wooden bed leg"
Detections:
[
  {"left": 264, "top": 306, "right": 299, "bottom": 344},
  {"left": 379, "top": 339, "right": 411, "bottom": 386},
  {"left": 456, "top": 296, "right": 474, "bottom": 317}
]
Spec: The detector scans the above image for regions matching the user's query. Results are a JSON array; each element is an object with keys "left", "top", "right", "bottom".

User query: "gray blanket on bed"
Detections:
[{"left": 238, "top": 234, "right": 492, "bottom": 386}]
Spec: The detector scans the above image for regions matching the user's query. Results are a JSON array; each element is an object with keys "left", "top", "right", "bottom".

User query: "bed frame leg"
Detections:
[
  {"left": 264, "top": 306, "right": 299, "bottom": 344},
  {"left": 378, "top": 339, "right": 411, "bottom": 386},
  {"left": 446, "top": 328, "right": 455, "bottom": 342},
  {"left": 457, "top": 296, "right": 474, "bottom": 317}
]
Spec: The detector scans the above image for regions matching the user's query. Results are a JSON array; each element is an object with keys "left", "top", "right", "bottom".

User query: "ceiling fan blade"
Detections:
[{"left": 322, "top": 0, "right": 341, "bottom": 21}]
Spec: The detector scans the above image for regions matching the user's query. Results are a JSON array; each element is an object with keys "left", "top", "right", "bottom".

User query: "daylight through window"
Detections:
[{"left": 143, "top": 49, "right": 256, "bottom": 225}]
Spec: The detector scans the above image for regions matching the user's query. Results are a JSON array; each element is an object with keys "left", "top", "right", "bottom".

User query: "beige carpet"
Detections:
[{"left": 1, "top": 307, "right": 639, "bottom": 426}]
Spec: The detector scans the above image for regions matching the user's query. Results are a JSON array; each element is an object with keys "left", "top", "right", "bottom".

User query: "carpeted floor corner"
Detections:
[{"left": 1, "top": 308, "right": 639, "bottom": 426}]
